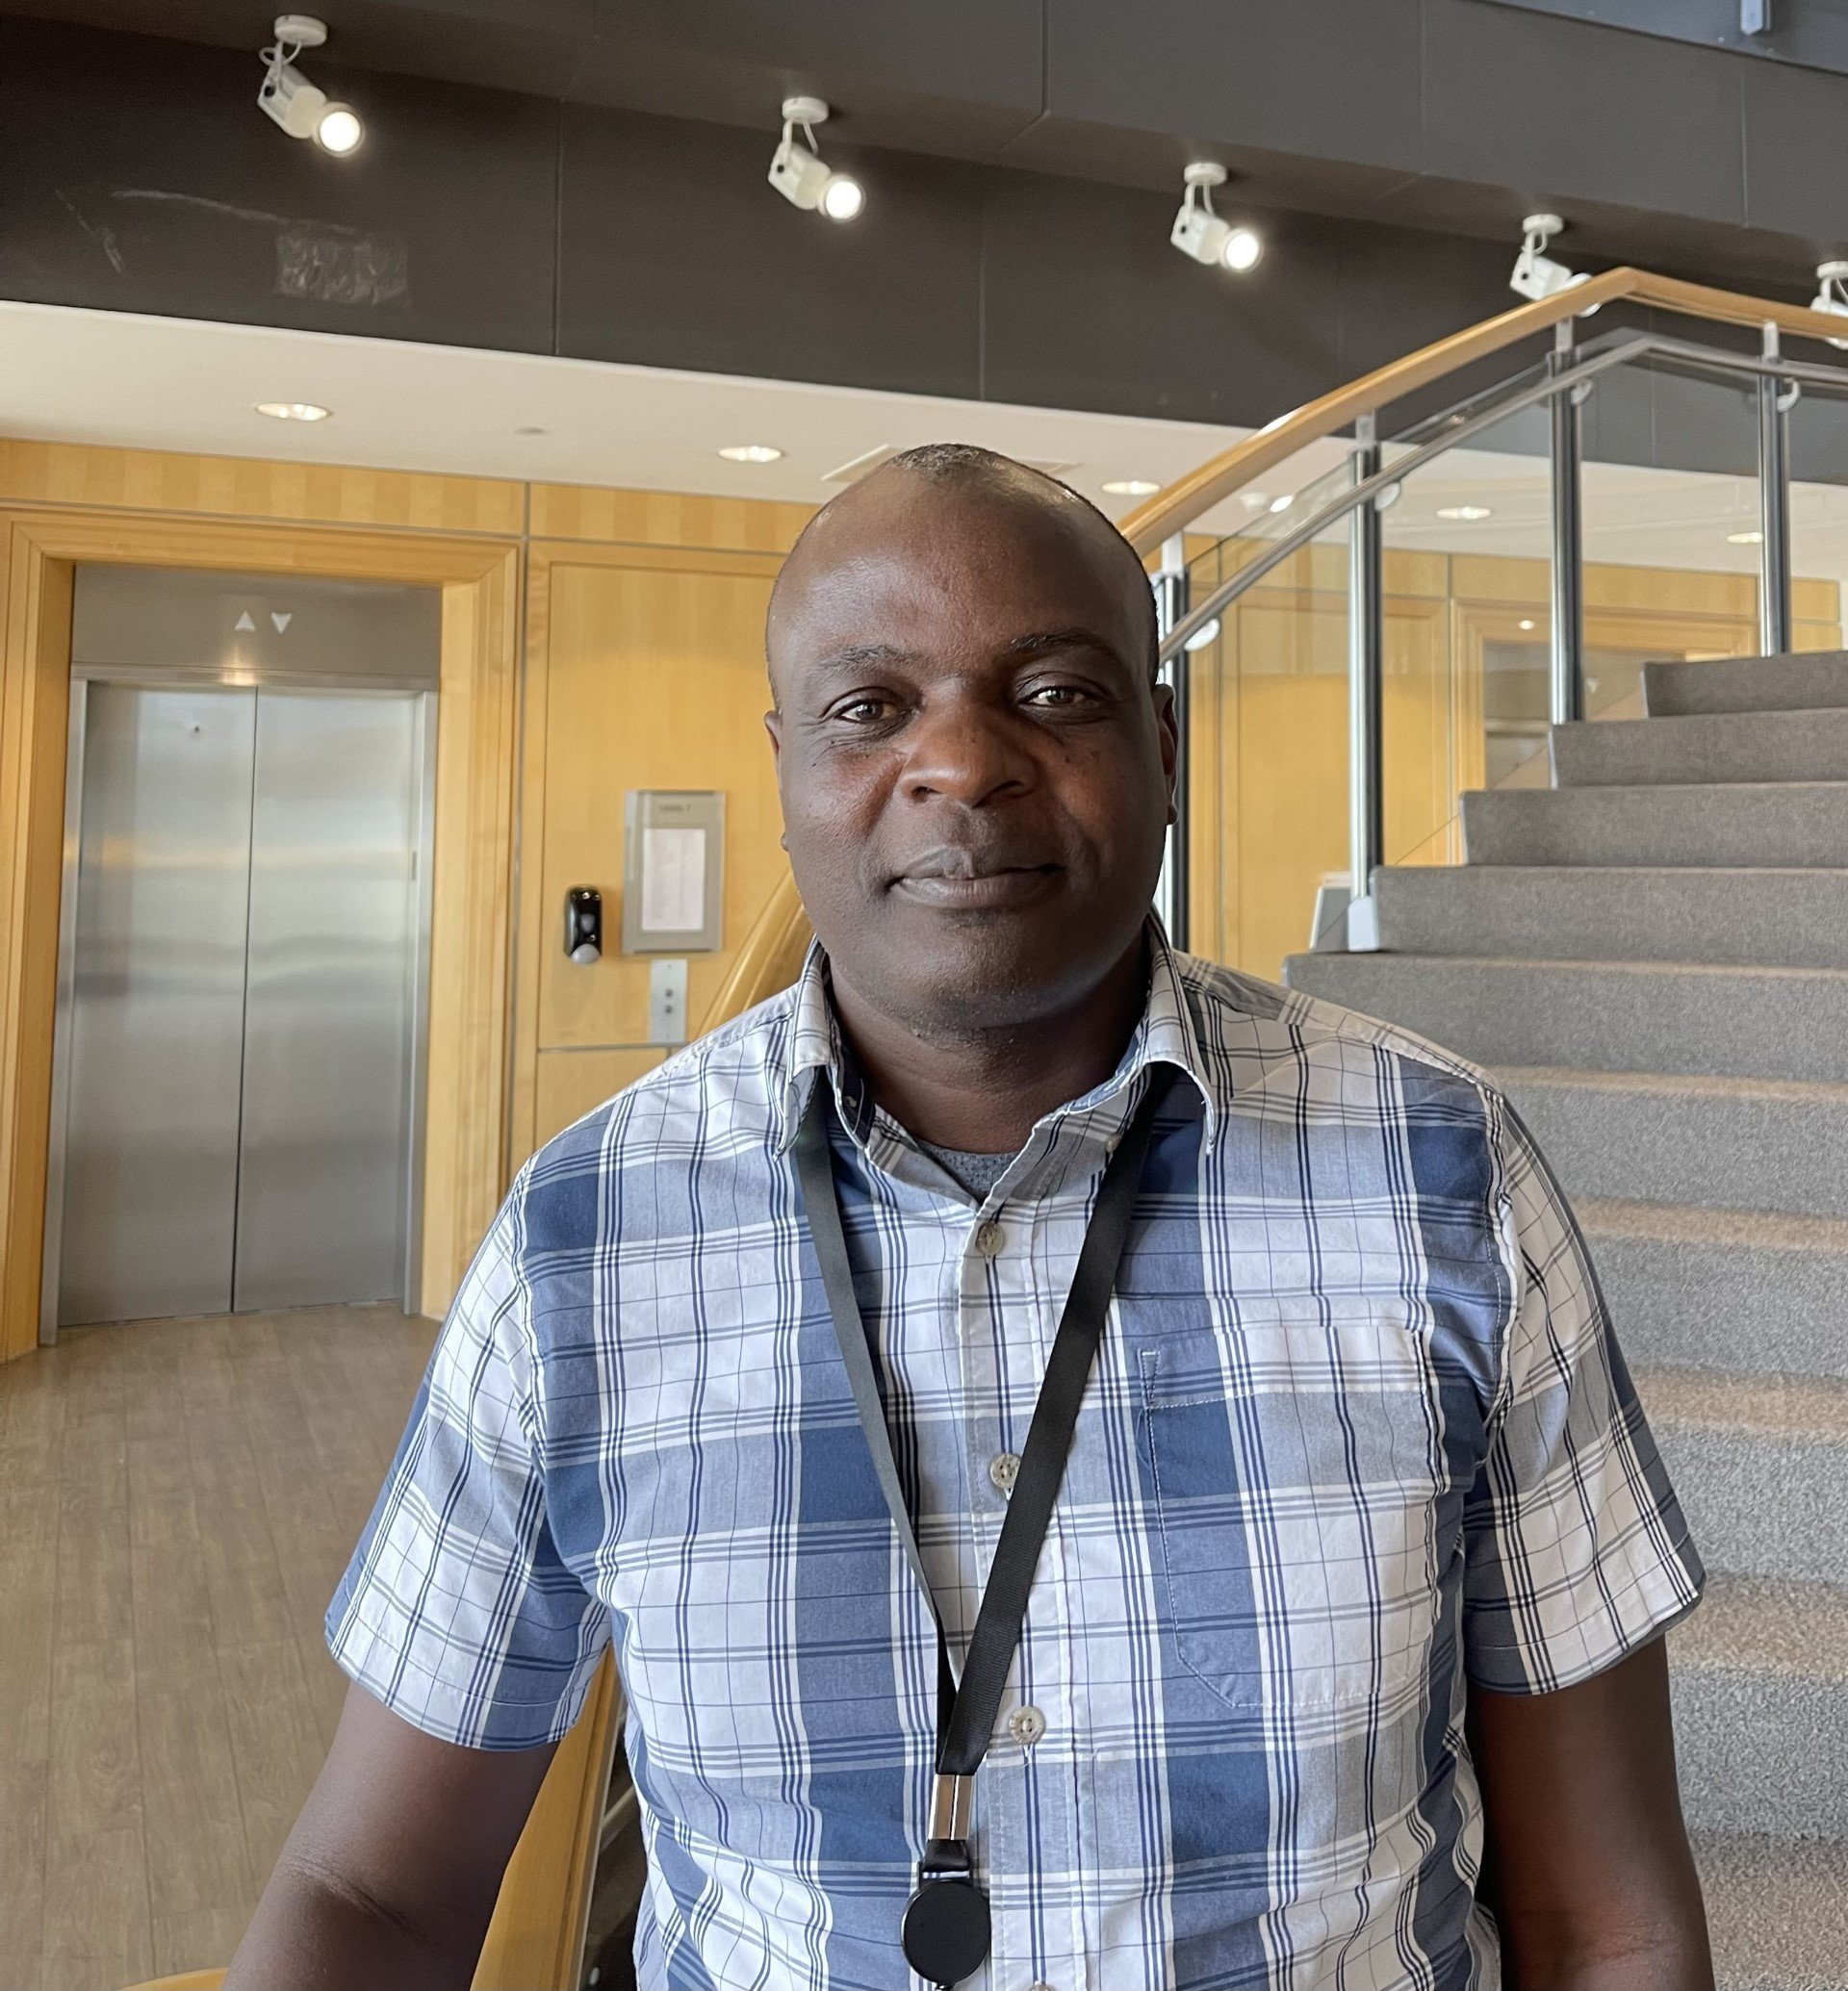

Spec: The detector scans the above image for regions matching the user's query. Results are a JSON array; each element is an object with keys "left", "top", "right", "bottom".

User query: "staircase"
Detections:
[{"left": 1285, "top": 650, "right": 1848, "bottom": 1991}]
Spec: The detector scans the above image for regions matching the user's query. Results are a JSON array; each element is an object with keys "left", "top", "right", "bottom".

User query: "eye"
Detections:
[
  {"left": 1022, "top": 682, "right": 1093, "bottom": 709},
  {"left": 829, "top": 693, "right": 897, "bottom": 725}
]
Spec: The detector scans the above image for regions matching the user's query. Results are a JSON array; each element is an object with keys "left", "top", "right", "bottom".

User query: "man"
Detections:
[{"left": 226, "top": 446, "right": 1710, "bottom": 1990}]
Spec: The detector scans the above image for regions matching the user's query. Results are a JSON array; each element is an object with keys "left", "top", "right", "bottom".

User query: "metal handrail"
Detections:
[
  {"left": 1158, "top": 322, "right": 1848, "bottom": 668},
  {"left": 1156, "top": 334, "right": 1648, "bottom": 664}
]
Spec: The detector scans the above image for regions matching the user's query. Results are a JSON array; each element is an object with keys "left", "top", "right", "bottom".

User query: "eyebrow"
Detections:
[
  {"left": 1005, "top": 626, "right": 1134, "bottom": 671},
  {"left": 807, "top": 642, "right": 913, "bottom": 676}
]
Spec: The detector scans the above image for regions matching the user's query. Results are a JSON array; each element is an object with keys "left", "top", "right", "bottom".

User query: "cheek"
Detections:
[{"left": 779, "top": 757, "right": 888, "bottom": 889}]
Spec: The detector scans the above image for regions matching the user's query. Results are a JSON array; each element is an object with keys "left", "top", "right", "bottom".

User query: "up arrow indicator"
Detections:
[{"left": 234, "top": 611, "right": 256, "bottom": 631}]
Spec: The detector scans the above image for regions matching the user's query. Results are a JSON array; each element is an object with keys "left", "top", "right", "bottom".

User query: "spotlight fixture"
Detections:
[
  {"left": 259, "top": 15, "right": 364, "bottom": 154},
  {"left": 1810, "top": 261, "right": 1848, "bottom": 351},
  {"left": 1102, "top": 478, "right": 1161, "bottom": 497},
  {"left": 1170, "top": 164, "right": 1263, "bottom": 274},
  {"left": 1437, "top": 504, "right": 1494, "bottom": 522},
  {"left": 718, "top": 444, "right": 783, "bottom": 464},
  {"left": 1509, "top": 214, "right": 1596, "bottom": 308},
  {"left": 769, "top": 97, "right": 863, "bottom": 221},
  {"left": 255, "top": 399, "right": 331, "bottom": 421}
]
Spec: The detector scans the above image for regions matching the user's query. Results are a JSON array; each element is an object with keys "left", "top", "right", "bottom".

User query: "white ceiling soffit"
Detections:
[{"left": 0, "top": 301, "right": 1249, "bottom": 524}]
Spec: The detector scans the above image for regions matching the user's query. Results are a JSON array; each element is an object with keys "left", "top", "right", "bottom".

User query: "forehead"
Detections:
[{"left": 768, "top": 478, "right": 1147, "bottom": 667}]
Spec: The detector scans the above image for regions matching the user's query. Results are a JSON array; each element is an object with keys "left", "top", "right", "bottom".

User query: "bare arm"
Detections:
[
  {"left": 223, "top": 1679, "right": 558, "bottom": 1991},
  {"left": 1470, "top": 1636, "right": 1712, "bottom": 1990}
]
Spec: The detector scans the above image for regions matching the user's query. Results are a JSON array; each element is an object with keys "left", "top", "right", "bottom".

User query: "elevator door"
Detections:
[{"left": 53, "top": 680, "right": 426, "bottom": 1328}]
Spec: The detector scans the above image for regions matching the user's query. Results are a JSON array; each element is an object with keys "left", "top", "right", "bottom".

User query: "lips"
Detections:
[{"left": 889, "top": 851, "right": 1063, "bottom": 909}]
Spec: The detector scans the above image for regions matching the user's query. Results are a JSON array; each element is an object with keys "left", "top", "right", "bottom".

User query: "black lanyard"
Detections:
[{"left": 792, "top": 1074, "right": 1164, "bottom": 1989}]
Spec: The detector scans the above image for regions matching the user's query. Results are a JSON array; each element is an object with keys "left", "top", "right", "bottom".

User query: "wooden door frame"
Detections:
[{"left": 0, "top": 508, "right": 521, "bottom": 1362}]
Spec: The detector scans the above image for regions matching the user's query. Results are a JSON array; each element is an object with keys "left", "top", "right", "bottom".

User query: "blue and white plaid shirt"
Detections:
[{"left": 328, "top": 932, "right": 1703, "bottom": 1990}]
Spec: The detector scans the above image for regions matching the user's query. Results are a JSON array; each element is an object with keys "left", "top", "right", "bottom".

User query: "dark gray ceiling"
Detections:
[{"left": 7, "top": 0, "right": 1848, "bottom": 288}]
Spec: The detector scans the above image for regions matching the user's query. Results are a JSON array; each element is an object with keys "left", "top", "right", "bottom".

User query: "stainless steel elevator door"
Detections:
[
  {"left": 233, "top": 692, "right": 421, "bottom": 1312},
  {"left": 58, "top": 684, "right": 257, "bottom": 1326}
]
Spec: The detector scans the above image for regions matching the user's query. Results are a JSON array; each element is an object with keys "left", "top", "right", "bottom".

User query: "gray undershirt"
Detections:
[{"left": 914, "top": 1139, "right": 1017, "bottom": 1202}]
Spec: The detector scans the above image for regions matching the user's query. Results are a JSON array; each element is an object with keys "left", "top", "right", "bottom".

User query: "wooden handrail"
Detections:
[{"left": 1116, "top": 266, "right": 1848, "bottom": 556}]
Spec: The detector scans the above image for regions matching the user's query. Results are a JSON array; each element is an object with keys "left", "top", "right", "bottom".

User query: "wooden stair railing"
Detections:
[{"left": 125, "top": 262, "right": 1848, "bottom": 1991}]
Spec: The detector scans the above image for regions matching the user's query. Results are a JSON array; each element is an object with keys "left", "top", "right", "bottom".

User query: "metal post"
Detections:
[
  {"left": 1549, "top": 321, "right": 1586, "bottom": 725},
  {"left": 1153, "top": 536, "right": 1191, "bottom": 951},
  {"left": 1347, "top": 416, "right": 1384, "bottom": 950},
  {"left": 1758, "top": 321, "right": 1794, "bottom": 658}
]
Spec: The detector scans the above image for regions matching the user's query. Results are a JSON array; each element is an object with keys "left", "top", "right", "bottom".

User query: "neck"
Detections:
[{"left": 827, "top": 935, "right": 1149, "bottom": 1152}]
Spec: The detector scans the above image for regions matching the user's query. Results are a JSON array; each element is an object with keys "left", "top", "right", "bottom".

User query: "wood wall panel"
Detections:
[
  {"left": 529, "top": 483, "right": 814, "bottom": 554},
  {"left": 508, "top": 543, "right": 793, "bottom": 1167},
  {"left": 533, "top": 1051, "right": 666, "bottom": 1149},
  {"left": 0, "top": 442, "right": 525, "bottom": 537}
]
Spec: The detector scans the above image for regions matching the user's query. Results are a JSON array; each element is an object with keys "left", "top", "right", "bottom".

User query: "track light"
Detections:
[
  {"left": 1810, "top": 261, "right": 1848, "bottom": 351},
  {"left": 1170, "top": 164, "right": 1263, "bottom": 273},
  {"left": 259, "top": 15, "right": 363, "bottom": 154},
  {"left": 1509, "top": 214, "right": 1596, "bottom": 308},
  {"left": 769, "top": 97, "right": 863, "bottom": 221}
]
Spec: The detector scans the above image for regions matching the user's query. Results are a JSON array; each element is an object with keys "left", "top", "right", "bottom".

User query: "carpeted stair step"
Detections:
[
  {"left": 1580, "top": 1199, "right": 1848, "bottom": 1378},
  {"left": 1696, "top": 1833, "right": 1848, "bottom": 1991},
  {"left": 1672, "top": 1574, "right": 1848, "bottom": 1843},
  {"left": 1462, "top": 781, "right": 1848, "bottom": 870},
  {"left": 1281, "top": 952, "right": 1848, "bottom": 1084},
  {"left": 1552, "top": 707, "right": 1848, "bottom": 787},
  {"left": 1645, "top": 648, "right": 1848, "bottom": 717},
  {"left": 1373, "top": 863, "right": 1848, "bottom": 968},
  {"left": 1638, "top": 1366, "right": 1848, "bottom": 1587},
  {"left": 1507, "top": 1072, "right": 1848, "bottom": 1222}
]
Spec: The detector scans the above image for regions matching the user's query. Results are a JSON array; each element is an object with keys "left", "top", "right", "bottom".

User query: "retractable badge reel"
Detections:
[{"left": 903, "top": 1774, "right": 989, "bottom": 1985}]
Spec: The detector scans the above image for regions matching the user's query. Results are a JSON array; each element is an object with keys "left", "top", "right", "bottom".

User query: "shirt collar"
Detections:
[{"left": 773, "top": 917, "right": 1220, "bottom": 1157}]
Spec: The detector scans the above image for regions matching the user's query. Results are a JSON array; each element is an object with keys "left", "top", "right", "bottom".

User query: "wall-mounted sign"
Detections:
[{"left": 622, "top": 791, "right": 725, "bottom": 954}]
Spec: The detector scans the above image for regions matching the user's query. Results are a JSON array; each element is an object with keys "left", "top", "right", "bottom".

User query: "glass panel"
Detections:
[
  {"left": 1578, "top": 357, "right": 1765, "bottom": 699},
  {"left": 1180, "top": 499, "right": 1351, "bottom": 983},
  {"left": 1784, "top": 382, "right": 1848, "bottom": 654},
  {"left": 1375, "top": 406, "right": 1556, "bottom": 865}
]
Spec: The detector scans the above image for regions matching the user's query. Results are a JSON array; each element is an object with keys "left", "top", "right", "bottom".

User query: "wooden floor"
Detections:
[{"left": 0, "top": 1305, "right": 438, "bottom": 1991}]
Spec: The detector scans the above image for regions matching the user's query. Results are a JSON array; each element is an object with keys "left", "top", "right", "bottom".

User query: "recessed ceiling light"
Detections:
[
  {"left": 255, "top": 400, "right": 330, "bottom": 421},
  {"left": 1102, "top": 478, "right": 1161, "bottom": 497},
  {"left": 1727, "top": 529, "right": 1763, "bottom": 545},
  {"left": 1268, "top": 494, "right": 1295, "bottom": 515},
  {"left": 719, "top": 444, "right": 783, "bottom": 464},
  {"left": 1518, "top": 618, "right": 1537, "bottom": 631},
  {"left": 1183, "top": 617, "right": 1222, "bottom": 652},
  {"left": 514, "top": 424, "right": 548, "bottom": 436},
  {"left": 1437, "top": 504, "right": 1494, "bottom": 521}
]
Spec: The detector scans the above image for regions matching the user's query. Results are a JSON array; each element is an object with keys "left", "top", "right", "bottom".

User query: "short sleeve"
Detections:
[
  {"left": 325, "top": 1182, "right": 611, "bottom": 1749},
  {"left": 1463, "top": 1100, "right": 1705, "bottom": 1694}
]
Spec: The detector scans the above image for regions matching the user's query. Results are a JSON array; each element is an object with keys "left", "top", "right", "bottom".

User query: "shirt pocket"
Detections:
[{"left": 1136, "top": 1315, "right": 1445, "bottom": 1711}]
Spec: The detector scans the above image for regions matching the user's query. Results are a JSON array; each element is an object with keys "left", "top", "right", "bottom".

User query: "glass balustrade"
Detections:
[{"left": 1159, "top": 323, "right": 1848, "bottom": 981}]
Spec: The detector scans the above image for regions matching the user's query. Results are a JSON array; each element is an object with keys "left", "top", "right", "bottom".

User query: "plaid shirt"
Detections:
[{"left": 327, "top": 932, "right": 1703, "bottom": 1991}]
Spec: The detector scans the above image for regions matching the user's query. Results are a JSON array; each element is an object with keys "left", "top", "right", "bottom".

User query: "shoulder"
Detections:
[
  {"left": 514, "top": 982, "right": 801, "bottom": 1256},
  {"left": 1173, "top": 949, "right": 1508, "bottom": 1134}
]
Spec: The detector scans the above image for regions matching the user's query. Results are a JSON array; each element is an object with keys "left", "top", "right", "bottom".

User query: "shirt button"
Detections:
[
  {"left": 973, "top": 1219, "right": 1004, "bottom": 1257},
  {"left": 988, "top": 1452, "right": 1020, "bottom": 1496},
  {"left": 1008, "top": 1704, "right": 1046, "bottom": 1746}
]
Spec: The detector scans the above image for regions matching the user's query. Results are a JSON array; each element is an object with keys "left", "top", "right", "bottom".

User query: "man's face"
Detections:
[{"left": 765, "top": 474, "right": 1176, "bottom": 1034}]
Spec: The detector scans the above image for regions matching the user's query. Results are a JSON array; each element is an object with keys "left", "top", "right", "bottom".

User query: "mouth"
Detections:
[{"left": 888, "top": 856, "right": 1064, "bottom": 909}]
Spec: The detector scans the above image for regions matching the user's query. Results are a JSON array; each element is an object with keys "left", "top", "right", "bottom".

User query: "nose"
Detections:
[{"left": 898, "top": 696, "right": 1035, "bottom": 808}]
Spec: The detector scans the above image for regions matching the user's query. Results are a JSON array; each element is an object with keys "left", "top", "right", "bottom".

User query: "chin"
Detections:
[{"left": 858, "top": 909, "right": 1141, "bottom": 1034}]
